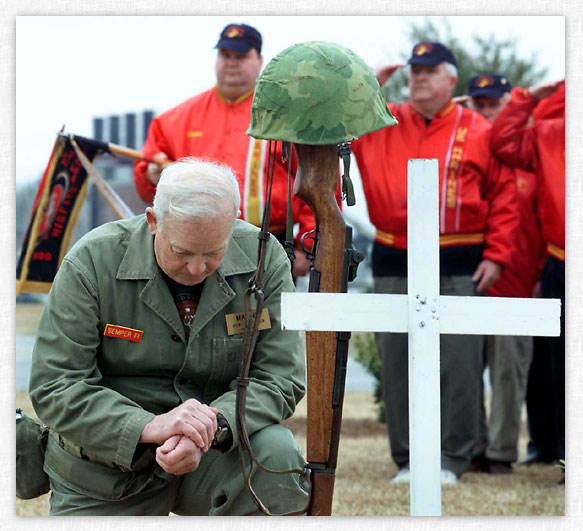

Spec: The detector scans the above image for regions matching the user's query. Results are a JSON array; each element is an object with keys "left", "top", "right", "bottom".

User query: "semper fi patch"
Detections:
[{"left": 104, "top": 323, "right": 144, "bottom": 342}]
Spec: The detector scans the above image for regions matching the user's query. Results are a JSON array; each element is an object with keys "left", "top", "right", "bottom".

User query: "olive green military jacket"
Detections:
[{"left": 29, "top": 215, "right": 306, "bottom": 474}]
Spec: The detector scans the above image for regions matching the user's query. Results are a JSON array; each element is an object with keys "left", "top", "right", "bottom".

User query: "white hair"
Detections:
[
  {"left": 444, "top": 62, "right": 458, "bottom": 78},
  {"left": 152, "top": 158, "right": 240, "bottom": 228},
  {"left": 406, "top": 62, "right": 458, "bottom": 78}
]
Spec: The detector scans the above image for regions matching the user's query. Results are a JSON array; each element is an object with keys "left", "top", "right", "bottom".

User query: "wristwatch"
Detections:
[{"left": 211, "top": 413, "right": 231, "bottom": 451}]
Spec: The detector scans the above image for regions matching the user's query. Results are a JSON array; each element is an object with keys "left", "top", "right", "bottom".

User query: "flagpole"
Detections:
[
  {"left": 63, "top": 133, "right": 156, "bottom": 164},
  {"left": 69, "top": 136, "right": 135, "bottom": 220},
  {"left": 106, "top": 143, "right": 154, "bottom": 163}
]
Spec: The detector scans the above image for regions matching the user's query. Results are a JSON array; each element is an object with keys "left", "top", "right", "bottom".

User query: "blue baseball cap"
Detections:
[
  {"left": 215, "top": 24, "right": 262, "bottom": 54},
  {"left": 468, "top": 74, "right": 512, "bottom": 99},
  {"left": 407, "top": 42, "right": 457, "bottom": 67}
]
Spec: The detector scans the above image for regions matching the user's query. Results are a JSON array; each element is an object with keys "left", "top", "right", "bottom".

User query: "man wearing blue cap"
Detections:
[
  {"left": 133, "top": 24, "right": 314, "bottom": 278},
  {"left": 491, "top": 79, "right": 565, "bottom": 476},
  {"left": 468, "top": 74, "right": 512, "bottom": 122},
  {"left": 352, "top": 43, "right": 518, "bottom": 485},
  {"left": 467, "top": 74, "right": 541, "bottom": 475},
  {"left": 134, "top": 23, "right": 263, "bottom": 202}
]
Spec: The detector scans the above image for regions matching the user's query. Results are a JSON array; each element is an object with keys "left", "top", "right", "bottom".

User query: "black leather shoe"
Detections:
[
  {"left": 518, "top": 453, "right": 556, "bottom": 466},
  {"left": 489, "top": 460, "right": 514, "bottom": 474},
  {"left": 468, "top": 454, "right": 490, "bottom": 473}
]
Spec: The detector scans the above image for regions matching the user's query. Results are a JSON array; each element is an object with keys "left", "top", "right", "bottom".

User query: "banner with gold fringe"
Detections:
[{"left": 16, "top": 134, "right": 99, "bottom": 294}]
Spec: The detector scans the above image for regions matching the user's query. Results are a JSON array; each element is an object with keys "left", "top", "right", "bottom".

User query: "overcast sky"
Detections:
[{"left": 16, "top": 15, "right": 565, "bottom": 185}]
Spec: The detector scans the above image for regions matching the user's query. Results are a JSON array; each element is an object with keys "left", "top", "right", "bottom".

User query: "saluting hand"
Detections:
[
  {"left": 452, "top": 95, "right": 471, "bottom": 105},
  {"left": 528, "top": 80, "right": 564, "bottom": 101},
  {"left": 372, "top": 63, "right": 406, "bottom": 87}
]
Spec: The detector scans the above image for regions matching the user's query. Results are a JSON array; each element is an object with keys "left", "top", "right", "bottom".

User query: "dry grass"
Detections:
[
  {"left": 16, "top": 389, "right": 564, "bottom": 517},
  {"left": 15, "top": 302, "right": 45, "bottom": 336},
  {"left": 15, "top": 303, "right": 564, "bottom": 516},
  {"left": 285, "top": 392, "right": 565, "bottom": 516}
]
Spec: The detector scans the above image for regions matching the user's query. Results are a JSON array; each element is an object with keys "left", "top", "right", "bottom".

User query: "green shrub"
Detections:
[{"left": 352, "top": 332, "right": 385, "bottom": 423}]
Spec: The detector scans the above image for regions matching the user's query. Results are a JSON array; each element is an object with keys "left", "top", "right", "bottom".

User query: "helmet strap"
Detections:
[
  {"left": 235, "top": 140, "right": 312, "bottom": 516},
  {"left": 282, "top": 142, "right": 296, "bottom": 263},
  {"left": 337, "top": 142, "right": 355, "bottom": 206}
]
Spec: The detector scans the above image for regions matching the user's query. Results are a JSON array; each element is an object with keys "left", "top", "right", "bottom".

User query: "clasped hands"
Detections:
[{"left": 140, "top": 398, "right": 218, "bottom": 475}]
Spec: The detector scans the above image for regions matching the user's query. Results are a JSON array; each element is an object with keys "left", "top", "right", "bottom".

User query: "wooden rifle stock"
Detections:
[{"left": 293, "top": 144, "right": 347, "bottom": 516}]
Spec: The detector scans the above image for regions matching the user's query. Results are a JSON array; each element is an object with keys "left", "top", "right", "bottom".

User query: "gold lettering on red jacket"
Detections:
[
  {"left": 244, "top": 138, "right": 266, "bottom": 226},
  {"left": 443, "top": 111, "right": 473, "bottom": 225}
]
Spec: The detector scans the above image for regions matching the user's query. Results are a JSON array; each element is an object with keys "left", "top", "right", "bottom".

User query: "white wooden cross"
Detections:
[{"left": 281, "top": 159, "right": 561, "bottom": 516}]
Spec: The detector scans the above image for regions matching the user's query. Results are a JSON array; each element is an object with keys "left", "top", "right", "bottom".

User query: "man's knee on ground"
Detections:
[{"left": 248, "top": 424, "right": 305, "bottom": 470}]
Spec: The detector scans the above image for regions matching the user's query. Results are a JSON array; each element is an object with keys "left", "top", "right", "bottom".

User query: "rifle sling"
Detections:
[{"left": 235, "top": 141, "right": 311, "bottom": 516}]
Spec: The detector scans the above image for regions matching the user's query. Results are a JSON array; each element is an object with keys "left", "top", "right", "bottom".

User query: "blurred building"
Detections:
[{"left": 76, "top": 110, "right": 154, "bottom": 236}]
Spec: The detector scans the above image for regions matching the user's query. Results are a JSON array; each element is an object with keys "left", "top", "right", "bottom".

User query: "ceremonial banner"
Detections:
[{"left": 16, "top": 135, "right": 99, "bottom": 294}]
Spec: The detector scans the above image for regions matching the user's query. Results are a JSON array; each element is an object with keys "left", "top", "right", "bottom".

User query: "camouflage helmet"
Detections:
[{"left": 247, "top": 41, "right": 398, "bottom": 145}]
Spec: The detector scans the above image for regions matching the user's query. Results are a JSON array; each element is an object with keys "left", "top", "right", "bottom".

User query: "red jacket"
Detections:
[
  {"left": 490, "top": 87, "right": 565, "bottom": 262},
  {"left": 351, "top": 101, "right": 518, "bottom": 267},
  {"left": 133, "top": 87, "right": 316, "bottom": 243},
  {"left": 487, "top": 168, "right": 543, "bottom": 298},
  {"left": 533, "top": 81, "right": 565, "bottom": 121}
]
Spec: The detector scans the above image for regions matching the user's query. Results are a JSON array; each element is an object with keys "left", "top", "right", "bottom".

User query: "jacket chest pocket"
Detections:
[
  {"left": 100, "top": 321, "right": 184, "bottom": 376},
  {"left": 205, "top": 337, "right": 244, "bottom": 400}
]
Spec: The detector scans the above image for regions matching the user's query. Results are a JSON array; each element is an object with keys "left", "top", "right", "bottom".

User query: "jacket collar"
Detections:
[
  {"left": 217, "top": 225, "right": 257, "bottom": 277},
  {"left": 214, "top": 85, "right": 255, "bottom": 106},
  {"left": 116, "top": 216, "right": 258, "bottom": 342},
  {"left": 117, "top": 215, "right": 158, "bottom": 280},
  {"left": 408, "top": 99, "right": 456, "bottom": 122},
  {"left": 435, "top": 99, "right": 456, "bottom": 119}
]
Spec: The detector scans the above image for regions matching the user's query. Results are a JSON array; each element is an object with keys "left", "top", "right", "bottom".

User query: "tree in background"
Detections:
[{"left": 382, "top": 17, "right": 549, "bottom": 103}]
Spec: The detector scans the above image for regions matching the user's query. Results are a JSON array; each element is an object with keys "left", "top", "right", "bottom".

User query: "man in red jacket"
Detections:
[
  {"left": 133, "top": 23, "right": 314, "bottom": 277},
  {"left": 352, "top": 42, "right": 518, "bottom": 484},
  {"left": 490, "top": 80, "right": 565, "bottom": 469},
  {"left": 466, "top": 74, "right": 543, "bottom": 474}
]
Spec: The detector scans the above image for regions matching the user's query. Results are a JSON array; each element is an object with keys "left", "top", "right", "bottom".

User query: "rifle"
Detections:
[
  {"left": 294, "top": 144, "right": 363, "bottom": 515},
  {"left": 240, "top": 40, "right": 396, "bottom": 515}
]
